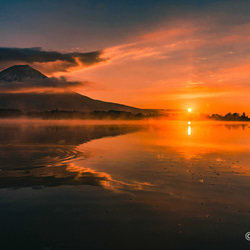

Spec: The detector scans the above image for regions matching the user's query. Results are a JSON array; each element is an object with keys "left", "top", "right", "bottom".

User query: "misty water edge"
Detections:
[{"left": 0, "top": 119, "right": 250, "bottom": 250}]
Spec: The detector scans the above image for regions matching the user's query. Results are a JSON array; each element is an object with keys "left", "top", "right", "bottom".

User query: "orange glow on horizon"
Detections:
[{"left": 14, "top": 19, "right": 250, "bottom": 115}]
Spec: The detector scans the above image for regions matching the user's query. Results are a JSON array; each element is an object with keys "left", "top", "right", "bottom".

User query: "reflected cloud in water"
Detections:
[
  {"left": 0, "top": 121, "right": 145, "bottom": 189},
  {"left": 0, "top": 120, "right": 250, "bottom": 192},
  {"left": 0, "top": 120, "right": 250, "bottom": 250}
]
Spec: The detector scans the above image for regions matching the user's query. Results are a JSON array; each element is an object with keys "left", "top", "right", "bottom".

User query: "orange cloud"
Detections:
[{"left": 24, "top": 18, "right": 250, "bottom": 115}]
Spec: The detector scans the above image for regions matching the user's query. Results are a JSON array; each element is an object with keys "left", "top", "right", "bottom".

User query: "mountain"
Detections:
[
  {"left": 0, "top": 92, "right": 147, "bottom": 113},
  {"left": 0, "top": 65, "right": 48, "bottom": 82},
  {"left": 0, "top": 65, "right": 155, "bottom": 114}
]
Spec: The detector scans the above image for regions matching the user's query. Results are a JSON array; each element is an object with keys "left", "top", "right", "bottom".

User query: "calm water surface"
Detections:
[{"left": 0, "top": 120, "right": 250, "bottom": 250}]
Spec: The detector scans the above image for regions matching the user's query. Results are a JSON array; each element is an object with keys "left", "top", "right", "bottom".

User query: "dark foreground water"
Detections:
[{"left": 0, "top": 120, "right": 250, "bottom": 250}]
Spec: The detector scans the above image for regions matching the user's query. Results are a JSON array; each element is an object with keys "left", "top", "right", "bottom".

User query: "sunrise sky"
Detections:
[{"left": 1, "top": 0, "right": 250, "bottom": 114}]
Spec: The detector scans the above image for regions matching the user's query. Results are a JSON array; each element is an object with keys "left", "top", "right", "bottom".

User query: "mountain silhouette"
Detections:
[
  {"left": 0, "top": 65, "right": 153, "bottom": 114},
  {"left": 0, "top": 92, "right": 147, "bottom": 113},
  {"left": 0, "top": 65, "right": 48, "bottom": 82}
]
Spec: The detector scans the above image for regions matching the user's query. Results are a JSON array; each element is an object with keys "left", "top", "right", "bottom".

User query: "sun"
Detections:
[{"left": 188, "top": 108, "right": 192, "bottom": 113}]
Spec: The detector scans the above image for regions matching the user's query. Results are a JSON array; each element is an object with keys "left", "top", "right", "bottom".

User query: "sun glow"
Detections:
[{"left": 188, "top": 108, "right": 192, "bottom": 113}]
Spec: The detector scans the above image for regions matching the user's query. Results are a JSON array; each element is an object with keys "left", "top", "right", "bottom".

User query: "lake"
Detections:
[{"left": 0, "top": 120, "right": 250, "bottom": 250}]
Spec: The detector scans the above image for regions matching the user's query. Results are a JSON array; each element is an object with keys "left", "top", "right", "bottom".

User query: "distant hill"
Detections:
[
  {"left": 0, "top": 92, "right": 149, "bottom": 113},
  {"left": 0, "top": 65, "right": 156, "bottom": 114}
]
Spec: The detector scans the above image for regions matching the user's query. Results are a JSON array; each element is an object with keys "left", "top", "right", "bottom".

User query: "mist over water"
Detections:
[{"left": 0, "top": 120, "right": 250, "bottom": 249}]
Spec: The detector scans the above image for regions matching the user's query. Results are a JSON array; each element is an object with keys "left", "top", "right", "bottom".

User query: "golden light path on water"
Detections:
[
  {"left": 0, "top": 119, "right": 250, "bottom": 196},
  {"left": 60, "top": 120, "right": 250, "bottom": 193},
  {"left": 188, "top": 124, "right": 192, "bottom": 135},
  {"left": 0, "top": 120, "right": 249, "bottom": 249}
]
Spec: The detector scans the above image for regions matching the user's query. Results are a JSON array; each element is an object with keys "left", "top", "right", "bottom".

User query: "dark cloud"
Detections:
[
  {"left": 0, "top": 47, "right": 106, "bottom": 72},
  {"left": 0, "top": 76, "right": 91, "bottom": 92}
]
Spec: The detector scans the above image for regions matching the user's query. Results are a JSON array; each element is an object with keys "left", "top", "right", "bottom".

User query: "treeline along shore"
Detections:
[
  {"left": 0, "top": 109, "right": 249, "bottom": 121},
  {"left": 207, "top": 112, "right": 250, "bottom": 121},
  {"left": 0, "top": 109, "right": 157, "bottom": 120}
]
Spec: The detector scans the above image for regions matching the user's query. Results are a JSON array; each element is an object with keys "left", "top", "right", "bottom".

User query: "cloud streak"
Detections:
[
  {"left": 0, "top": 47, "right": 106, "bottom": 74},
  {"left": 1, "top": 1, "right": 250, "bottom": 113},
  {"left": 0, "top": 76, "right": 93, "bottom": 93},
  {"left": 66, "top": 15, "right": 250, "bottom": 114}
]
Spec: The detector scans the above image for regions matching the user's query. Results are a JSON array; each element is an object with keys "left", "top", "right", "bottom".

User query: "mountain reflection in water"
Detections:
[
  {"left": 0, "top": 120, "right": 250, "bottom": 250},
  {"left": 0, "top": 121, "right": 144, "bottom": 189},
  {"left": 0, "top": 121, "right": 250, "bottom": 191}
]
